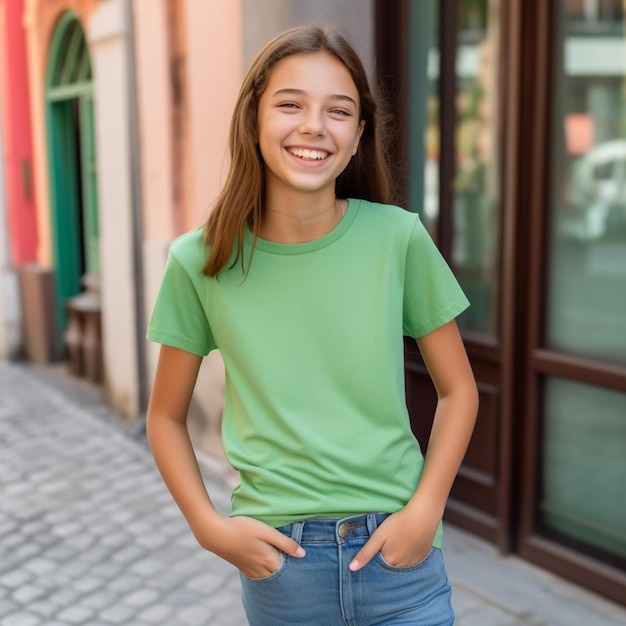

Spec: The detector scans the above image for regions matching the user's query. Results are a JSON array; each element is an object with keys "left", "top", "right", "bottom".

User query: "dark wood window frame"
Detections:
[{"left": 517, "top": 0, "right": 626, "bottom": 605}]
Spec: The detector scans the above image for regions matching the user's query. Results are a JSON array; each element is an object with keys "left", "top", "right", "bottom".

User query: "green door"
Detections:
[{"left": 46, "top": 12, "right": 99, "bottom": 349}]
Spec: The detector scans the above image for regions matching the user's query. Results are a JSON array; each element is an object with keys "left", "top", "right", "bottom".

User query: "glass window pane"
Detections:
[
  {"left": 408, "top": 0, "right": 439, "bottom": 242},
  {"left": 541, "top": 377, "right": 626, "bottom": 561},
  {"left": 453, "top": 0, "right": 502, "bottom": 337},
  {"left": 546, "top": 2, "right": 626, "bottom": 365}
]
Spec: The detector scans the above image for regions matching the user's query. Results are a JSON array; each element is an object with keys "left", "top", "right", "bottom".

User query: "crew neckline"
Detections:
[{"left": 245, "top": 198, "right": 360, "bottom": 255}]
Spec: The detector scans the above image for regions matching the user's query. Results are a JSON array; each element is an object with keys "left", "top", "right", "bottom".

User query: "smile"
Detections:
[{"left": 287, "top": 147, "right": 329, "bottom": 160}]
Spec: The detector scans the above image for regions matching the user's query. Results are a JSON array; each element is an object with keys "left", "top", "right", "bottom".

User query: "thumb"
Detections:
[
  {"left": 269, "top": 528, "right": 306, "bottom": 559},
  {"left": 349, "top": 536, "right": 381, "bottom": 572}
]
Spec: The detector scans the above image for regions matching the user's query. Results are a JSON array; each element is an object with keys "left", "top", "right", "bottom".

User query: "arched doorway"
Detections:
[{"left": 45, "top": 11, "right": 99, "bottom": 353}]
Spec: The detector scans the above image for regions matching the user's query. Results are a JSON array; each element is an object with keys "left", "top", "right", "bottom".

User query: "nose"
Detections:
[{"left": 300, "top": 108, "right": 326, "bottom": 136}]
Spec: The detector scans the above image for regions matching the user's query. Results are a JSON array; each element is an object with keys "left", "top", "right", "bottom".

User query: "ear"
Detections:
[{"left": 353, "top": 120, "right": 366, "bottom": 155}]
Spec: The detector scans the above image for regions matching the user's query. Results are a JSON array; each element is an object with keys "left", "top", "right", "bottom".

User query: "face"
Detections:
[{"left": 256, "top": 51, "right": 365, "bottom": 202}]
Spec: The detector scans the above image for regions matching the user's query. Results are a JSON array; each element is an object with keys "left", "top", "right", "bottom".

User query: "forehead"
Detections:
[{"left": 264, "top": 51, "right": 359, "bottom": 98}]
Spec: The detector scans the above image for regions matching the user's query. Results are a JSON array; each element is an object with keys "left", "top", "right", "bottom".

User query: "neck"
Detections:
[
  {"left": 260, "top": 196, "right": 346, "bottom": 244},
  {"left": 263, "top": 188, "right": 337, "bottom": 215}
]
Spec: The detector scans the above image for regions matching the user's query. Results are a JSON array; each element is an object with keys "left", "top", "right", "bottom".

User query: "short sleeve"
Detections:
[
  {"left": 146, "top": 251, "right": 216, "bottom": 356},
  {"left": 403, "top": 216, "right": 470, "bottom": 338}
]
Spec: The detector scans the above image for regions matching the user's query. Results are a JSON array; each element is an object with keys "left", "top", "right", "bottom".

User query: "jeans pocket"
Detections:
[
  {"left": 241, "top": 551, "right": 287, "bottom": 583},
  {"left": 375, "top": 546, "right": 437, "bottom": 572}
]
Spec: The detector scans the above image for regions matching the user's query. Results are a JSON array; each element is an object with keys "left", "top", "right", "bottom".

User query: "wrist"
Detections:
[
  {"left": 404, "top": 491, "right": 446, "bottom": 522},
  {"left": 187, "top": 507, "right": 226, "bottom": 550}
]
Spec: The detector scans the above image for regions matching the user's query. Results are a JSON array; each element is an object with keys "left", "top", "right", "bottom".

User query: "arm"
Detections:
[
  {"left": 147, "top": 344, "right": 305, "bottom": 577},
  {"left": 349, "top": 320, "right": 478, "bottom": 570}
]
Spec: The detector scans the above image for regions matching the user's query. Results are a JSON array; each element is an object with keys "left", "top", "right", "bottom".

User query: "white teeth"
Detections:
[{"left": 289, "top": 148, "right": 328, "bottom": 160}]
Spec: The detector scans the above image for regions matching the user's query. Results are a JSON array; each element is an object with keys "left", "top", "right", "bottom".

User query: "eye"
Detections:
[
  {"left": 278, "top": 102, "right": 300, "bottom": 110},
  {"left": 330, "top": 108, "right": 351, "bottom": 117}
]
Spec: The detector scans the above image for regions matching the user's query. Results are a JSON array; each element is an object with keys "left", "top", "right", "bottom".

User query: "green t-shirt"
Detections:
[{"left": 147, "top": 199, "right": 469, "bottom": 545}]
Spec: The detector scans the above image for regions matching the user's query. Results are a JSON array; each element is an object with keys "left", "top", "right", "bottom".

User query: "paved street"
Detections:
[
  {"left": 1, "top": 358, "right": 625, "bottom": 625},
  {"left": 0, "top": 360, "right": 245, "bottom": 626}
]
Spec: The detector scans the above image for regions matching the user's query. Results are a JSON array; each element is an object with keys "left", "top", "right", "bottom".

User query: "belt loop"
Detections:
[
  {"left": 290, "top": 521, "right": 304, "bottom": 544},
  {"left": 366, "top": 513, "right": 378, "bottom": 536}
]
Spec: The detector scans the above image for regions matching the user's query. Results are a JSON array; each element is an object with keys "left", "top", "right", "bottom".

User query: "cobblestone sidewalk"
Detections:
[{"left": 0, "top": 360, "right": 246, "bottom": 626}]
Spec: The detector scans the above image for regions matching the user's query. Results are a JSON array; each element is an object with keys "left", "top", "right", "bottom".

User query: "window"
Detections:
[
  {"left": 541, "top": 378, "right": 626, "bottom": 561},
  {"left": 546, "top": 1, "right": 626, "bottom": 365},
  {"left": 541, "top": 1, "right": 626, "bottom": 565},
  {"left": 453, "top": 0, "right": 502, "bottom": 337}
]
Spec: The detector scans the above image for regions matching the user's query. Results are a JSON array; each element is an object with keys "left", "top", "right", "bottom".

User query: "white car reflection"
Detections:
[{"left": 562, "top": 140, "right": 626, "bottom": 241}]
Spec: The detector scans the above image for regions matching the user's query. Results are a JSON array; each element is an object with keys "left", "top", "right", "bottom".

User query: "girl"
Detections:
[{"left": 147, "top": 25, "right": 478, "bottom": 625}]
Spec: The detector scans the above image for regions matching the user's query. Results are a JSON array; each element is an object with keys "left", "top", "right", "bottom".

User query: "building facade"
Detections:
[{"left": 0, "top": 0, "right": 623, "bottom": 605}]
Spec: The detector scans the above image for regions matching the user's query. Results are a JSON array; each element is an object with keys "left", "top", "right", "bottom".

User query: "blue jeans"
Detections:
[{"left": 240, "top": 513, "right": 455, "bottom": 625}]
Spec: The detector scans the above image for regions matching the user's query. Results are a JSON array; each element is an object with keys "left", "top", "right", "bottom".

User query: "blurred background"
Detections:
[{"left": 0, "top": 0, "right": 624, "bottom": 608}]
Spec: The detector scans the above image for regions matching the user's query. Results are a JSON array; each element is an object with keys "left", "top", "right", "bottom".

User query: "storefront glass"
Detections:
[
  {"left": 542, "top": 377, "right": 626, "bottom": 560},
  {"left": 543, "top": 0, "right": 626, "bottom": 564},
  {"left": 453, "top": 0, "right": 502, "bottom": 337},
  {"left": 546, "top": 1, "right": 626, "bottom": 365}
]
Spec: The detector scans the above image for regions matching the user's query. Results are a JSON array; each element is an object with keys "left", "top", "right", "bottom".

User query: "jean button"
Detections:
[{"left": 338, "top": 523, "right": 349, "bottom": 538}]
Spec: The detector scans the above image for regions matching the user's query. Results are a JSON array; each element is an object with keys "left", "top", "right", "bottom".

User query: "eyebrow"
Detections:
[{"left": 271, "top": 88, "right": 357, "bottom": 107}]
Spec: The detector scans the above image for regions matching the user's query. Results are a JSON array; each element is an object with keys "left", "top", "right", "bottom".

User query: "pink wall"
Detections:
[
  {"left": 0, "top": 0, "right": 38, "bottom": 264},
  {"left": 183, "top": 0, "right": 242, "bottom": 231}
]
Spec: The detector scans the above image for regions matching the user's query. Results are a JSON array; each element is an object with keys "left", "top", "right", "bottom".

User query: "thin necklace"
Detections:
[{"left": 266, "top": 198, "right": 343, "bottom": 241}]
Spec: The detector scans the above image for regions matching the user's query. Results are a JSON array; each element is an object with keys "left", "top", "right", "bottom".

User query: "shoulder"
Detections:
[
  {"left": 354, "top": 199, "right": 418, "bottom": 228},
  {"left": 352, "top": 199, "right": 421, "bottom": 247},
  {"left": 168, "top": 227, "right": 208, "bottom": 272}
]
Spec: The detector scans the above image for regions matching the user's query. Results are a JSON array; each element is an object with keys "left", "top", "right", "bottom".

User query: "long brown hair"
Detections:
[{"left": 203, "top": 25, "right": 392, "bottom": 276}]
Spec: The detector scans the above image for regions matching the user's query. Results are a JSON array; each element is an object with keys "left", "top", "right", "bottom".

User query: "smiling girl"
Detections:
[{"left": 146, "top": 25, "right": 478, "bottom": 625}]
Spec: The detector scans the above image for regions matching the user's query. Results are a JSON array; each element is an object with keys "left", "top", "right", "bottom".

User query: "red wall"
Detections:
[{"left": 1, "top": 0, "right": 38, "bottom": 264}]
